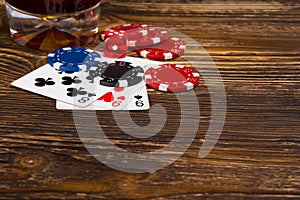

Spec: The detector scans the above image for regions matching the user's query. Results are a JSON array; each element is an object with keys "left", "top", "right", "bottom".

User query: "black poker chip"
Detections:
[
  {"left": 86, "top": 61, "right": 110, "bottom": 84},
  {"left": 87, "top": 61, "right": 144, "bottom": 87}
]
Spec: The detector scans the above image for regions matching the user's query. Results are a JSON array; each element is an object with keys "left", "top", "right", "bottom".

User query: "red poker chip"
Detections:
[
  {"left": 104, "top": 36, "right": 128, "bottom": 58},
  {"left": 101, "top": 29, "right": 126, "bottom": 41},
  {"left": 131, "top": 28, "right": 168, "bottom": 48},
  {"left": 145, "top": 64, "right": 200, "bottom": 92},
  {"left": 135, "top": 37, "right": 186, "bottom": 60},
  {"left": 100, "top": 24, "right": 149, "bottom": 42}
]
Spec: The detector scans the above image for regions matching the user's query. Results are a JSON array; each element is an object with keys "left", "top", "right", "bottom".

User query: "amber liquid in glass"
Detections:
[{"left": 5, "top": 0, "right": 101, "bottom": 51}]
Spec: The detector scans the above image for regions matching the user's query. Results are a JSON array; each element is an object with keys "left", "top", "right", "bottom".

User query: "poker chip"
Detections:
[
  {"left": 145, "top": 64, "right": 200, "bottom": 92},
  {"left": 136, "top": 37, "right": 186, "bottom": 61},
  {"left": 87, "top": 61, "right": 110, "bottom": 84},
  {"left": 104, "top": 35, "right": 128, "bottom": 58},
  {"left": 100, "top": 24, "right": 149, "bottom": 43},
  {"left": 100, "top": 61, "right": 144, "bottom": 87},
  {"left": 88, "top": 61, "right": 144, "bottom": 87},
  {"left": 133, "top": 28, "right": 168, "bottom": 48},
  {"left": 101, "top": 29, "right": 126, "bottom": 41},
  {"left": 48, "top": 47, "right": 101, "bottom": 72}
]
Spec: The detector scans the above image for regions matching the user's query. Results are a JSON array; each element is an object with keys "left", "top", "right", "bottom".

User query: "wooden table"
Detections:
[{"left": 1, "top": 0, "right": 300, "bottom": 199}]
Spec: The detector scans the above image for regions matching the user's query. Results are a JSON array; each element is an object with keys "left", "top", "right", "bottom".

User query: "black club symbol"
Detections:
[
  {"left": 35, "top": 78, "right": 55, "bottom": 87},
  {"left": 67, "top": 87, "right": 88, "bottom": 97},
  {"left": 62, "top": 76, "right": 82, "bottom": 85}
]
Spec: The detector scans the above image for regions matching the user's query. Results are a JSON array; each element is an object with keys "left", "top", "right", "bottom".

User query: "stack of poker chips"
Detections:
[{"left": 100, "top": 24, "right": 186, "bottom": 61}]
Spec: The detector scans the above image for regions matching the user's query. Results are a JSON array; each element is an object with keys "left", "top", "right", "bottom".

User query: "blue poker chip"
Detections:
[{"left": 48, "top": 47, "right": 101, "bottom": 72}]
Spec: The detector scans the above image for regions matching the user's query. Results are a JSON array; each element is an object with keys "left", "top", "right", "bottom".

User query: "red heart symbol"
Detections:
[
  {"left": 98, "top": 92, "right": 114, "bottom": 102},
  {"left": 117, "top": 96, "right": 125, "bottom": 101}
]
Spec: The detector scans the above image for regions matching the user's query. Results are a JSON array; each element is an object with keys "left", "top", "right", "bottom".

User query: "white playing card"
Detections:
[
  {"left": 56, "top": 83, "right": 150, "bottom": 110},
  {"left": 11, "top": 64, "right": 112, "bottom": 107}
]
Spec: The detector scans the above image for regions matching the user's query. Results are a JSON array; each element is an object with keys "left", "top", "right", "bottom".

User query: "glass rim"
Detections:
[{"left": 5, "top": 1, "right": 101, "bottom": 18}]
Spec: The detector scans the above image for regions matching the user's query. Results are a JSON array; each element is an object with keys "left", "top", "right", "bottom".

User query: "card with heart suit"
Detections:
[
  {"left": 56, "top": 83, "right": 150, "bottom": 110},
  {"left": 11, "top": 64, "right": 113, "bottom": 107}
]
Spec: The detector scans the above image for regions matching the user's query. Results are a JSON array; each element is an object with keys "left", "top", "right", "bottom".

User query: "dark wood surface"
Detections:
[{"left": 1, "top": 0, "right": 300, "bottom": 199}]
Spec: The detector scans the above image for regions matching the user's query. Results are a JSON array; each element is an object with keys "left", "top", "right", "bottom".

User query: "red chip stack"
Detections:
[{"left": 101, "top": 23, "right": 186, "bottom": 60}]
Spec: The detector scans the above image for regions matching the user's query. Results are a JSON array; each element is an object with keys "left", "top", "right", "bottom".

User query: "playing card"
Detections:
[
  {"left": 56, "top": 83, "right": 149, "bottom": 110},
  {"left": 11, "top": 64, "right": 112, "bottom": 107}
]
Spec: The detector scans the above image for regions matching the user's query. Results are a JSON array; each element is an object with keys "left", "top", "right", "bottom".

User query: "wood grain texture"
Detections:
[{"left": 0, "top": 0, "right": 300, "bottom": 199}]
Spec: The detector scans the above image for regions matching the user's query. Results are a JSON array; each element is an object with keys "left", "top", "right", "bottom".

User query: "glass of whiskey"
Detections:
[{"left": 5, "top": 0, "right": 101, "bottom": 51}]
